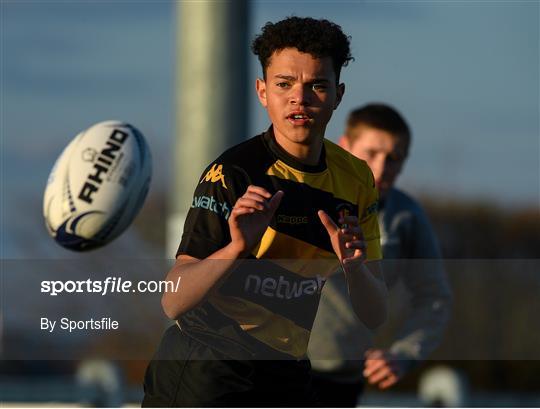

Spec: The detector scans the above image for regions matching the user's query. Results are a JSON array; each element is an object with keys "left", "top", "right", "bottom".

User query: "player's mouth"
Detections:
[{"left": 286, "top": 111, "right": 313, "bottom": 126}]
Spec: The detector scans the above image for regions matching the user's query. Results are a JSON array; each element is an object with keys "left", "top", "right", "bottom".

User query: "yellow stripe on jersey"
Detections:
[
  {"left": 252, "top": 226, "right": 339, "bottom": 278},
  {"left": 253, "top": 227, "right": 381, "bottom": 268},
  {"left": 209, "top": 293, "right": 311, "bottom": 358},
  {"left": 266, "top": 160, "right": 359, "bottom": 206}
]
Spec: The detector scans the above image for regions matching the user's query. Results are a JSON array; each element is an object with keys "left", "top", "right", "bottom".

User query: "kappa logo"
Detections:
[
  {"left": 201, "top": 163, "right": 227, "bottom": 189},
  {"left": 277, "top": 214, "right": 308, "bottom": 225}
]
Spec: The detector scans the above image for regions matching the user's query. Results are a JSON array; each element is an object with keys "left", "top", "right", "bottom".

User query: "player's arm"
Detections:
[
  {"left": 161, "top": 186, "right": 283, "bottom": 320},
  {"left": 161, "top": 246, "right": 242, "bottom": 320},
  {"left": 318, "top": 211, "right": 388, "bottom": 329},
  {"left": 344, "top": 258, "right": 387, "bottom": 329},
  {"left": 364, "top": 205, "right": 452, "bottom": 389},
  {"left": 388, "top": 207, "right": 452, "bottom": 361}
]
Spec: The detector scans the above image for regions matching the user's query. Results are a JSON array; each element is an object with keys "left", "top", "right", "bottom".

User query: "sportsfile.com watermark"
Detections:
[{"left": 41, "top": 276, "right": 181, "bottom": 296}]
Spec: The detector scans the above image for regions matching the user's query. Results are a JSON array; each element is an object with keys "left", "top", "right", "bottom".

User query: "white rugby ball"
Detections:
[{"left": 43, "top": 120, "right": 152, "bottom": 251}]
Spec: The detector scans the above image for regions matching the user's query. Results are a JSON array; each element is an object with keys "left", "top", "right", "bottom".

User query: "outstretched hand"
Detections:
[
  {"left": 318, "top": 210, "right": 367, "bottom": 267},
  {"left": 228, "top": 185, "right": 284, "bottom": 257}
]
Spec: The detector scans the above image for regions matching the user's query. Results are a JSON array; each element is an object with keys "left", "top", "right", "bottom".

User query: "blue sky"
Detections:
[{"left": 1, "top": 1, "right": 538, "bottom": 256}]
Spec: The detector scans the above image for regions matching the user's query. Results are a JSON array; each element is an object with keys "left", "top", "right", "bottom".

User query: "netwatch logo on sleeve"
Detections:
[{"left": 191, "top": 195, "right": 231, "bottom": 220}]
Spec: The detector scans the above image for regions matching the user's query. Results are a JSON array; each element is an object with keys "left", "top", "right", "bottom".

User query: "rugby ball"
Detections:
[{"left": 43, "top": 120, "right": 152, "bottom": 251}]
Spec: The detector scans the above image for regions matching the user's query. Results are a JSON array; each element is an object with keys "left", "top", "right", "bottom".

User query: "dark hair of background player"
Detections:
[
  {"left": 251, "top": 16, "right": 353, "bottom": 84},
  {"left": 346, "top": 103, "right": 412, "bottom": 155}
]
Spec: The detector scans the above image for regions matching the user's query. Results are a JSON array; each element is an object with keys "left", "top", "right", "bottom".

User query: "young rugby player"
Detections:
[
  {"left": 308, "top": 104, "right": 452, "bottom": 407},
  {"left": 143, "top": 18, "right": 387, "bottom": 407}
]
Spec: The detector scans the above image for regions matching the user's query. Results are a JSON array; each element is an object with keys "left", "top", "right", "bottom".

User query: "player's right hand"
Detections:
[{"left": 228, "top": 185, "right": 283, "bottom": 257}]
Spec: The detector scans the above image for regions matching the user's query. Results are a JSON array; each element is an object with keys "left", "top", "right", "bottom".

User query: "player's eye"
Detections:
[
  {"left": 366, "top": 150, "right": 377, "bottom": 159},
  {"left": 312, "top": 83, "right": 327, "bottom": 92},
  {"left": 388, "top": 153, "right": 403, "bottom": 163},
  {"left": 276, "top": 82, "right": 291, "bottom": 89}
]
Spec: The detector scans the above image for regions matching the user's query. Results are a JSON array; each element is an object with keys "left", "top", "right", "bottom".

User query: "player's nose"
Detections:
[
  {"left": 289, "top": 85, "right": 311, "bottom": 105},
  {"left": 370, "top": 158, "right": 385, "bottom": 181}
]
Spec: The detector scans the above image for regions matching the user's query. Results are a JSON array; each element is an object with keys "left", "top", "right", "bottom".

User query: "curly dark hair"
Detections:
[{"left": 251, "top": 16, "right": 353, "bottom": 83}]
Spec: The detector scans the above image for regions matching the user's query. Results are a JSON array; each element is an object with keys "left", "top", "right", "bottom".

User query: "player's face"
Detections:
[
  {"left": 256, "top": 48, "right": 344, "bottom": 148},
  {"left": 344, "top": 126, "right": 407, "bottom": 199}
]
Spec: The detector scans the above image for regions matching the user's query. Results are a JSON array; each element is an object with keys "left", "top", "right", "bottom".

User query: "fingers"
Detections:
[
  {"left": 365, "top": 362, "right": 400, "bottom": 389},
  {"left": 268, "top": 190, "right": 284, "bottom": 212},
  {"left": 319, "top": 210, "right": 368, "bottom": 264},
  {"left": 320, "top": 212, "right": 365, "bottom": 236},
  {"left": 234, "top": 186, "right": 279, "bottom": 212},
  {"left": 318, "top": 210, "right": 338, "bottom": 234},
  {"left": 231, "top": 206, "right": 255, "bottom": 216},
  {"left": 231, "top": 187, "right": 284, "bottom": 223},
  {"left": 345, "top": 240, "right": 366, "bottom": 251},
  {"left": 236, "top": 196, "right": 267, "bottom": 211},
  {"left": 364, "top": 356, "right": 387, "bottom": 378},
  {"left": 364, "top": 348, "right": 384, "bottom": 360},
  {"left": 340, "top": 226, "right": 364, "bottom": 239},
  {"left": 245, "top": 185, "right": 272, "bottom": 198},
  {"left": 338, "top": 215, "right": 360, "bottom": 226},
  {"left": 364, "top": 349, "right": 389, "bottom": 376},
  {"left": 367, "top": 364, "right": 394, "bottom": 385},
  {"left": 378, "top": 373, "right": 399, "bottom": 389},
  {"left": 342, "top": 239, "right": 367, "bottom": 264},
  {"left": 364, "top": 350, "right": 401, "bottom": 389}
]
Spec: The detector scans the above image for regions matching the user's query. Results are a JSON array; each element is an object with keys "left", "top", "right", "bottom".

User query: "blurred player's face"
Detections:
[
  {"left": 341, "top": 126, "right": 408, "bottom": 199},
  {"left": 256, "top": 48, "right": 344, "bottom": 153}
]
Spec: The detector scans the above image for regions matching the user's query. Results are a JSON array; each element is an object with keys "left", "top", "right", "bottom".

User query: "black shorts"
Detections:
[
  {"left": 310, "top": 372, "right": 365, "bottom": 407},
  {"left": 142, "top": 325, "right": 318, "bottom": 407}
]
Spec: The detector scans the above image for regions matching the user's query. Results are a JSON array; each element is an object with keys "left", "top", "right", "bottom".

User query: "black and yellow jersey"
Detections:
[{"left": 176, "top": 127, "right": 381, "bottom": 359}]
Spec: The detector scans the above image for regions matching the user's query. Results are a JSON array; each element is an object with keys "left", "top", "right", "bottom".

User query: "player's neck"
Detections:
[{"left": 273, "top": 130, "right": 324, "bottom": 166}]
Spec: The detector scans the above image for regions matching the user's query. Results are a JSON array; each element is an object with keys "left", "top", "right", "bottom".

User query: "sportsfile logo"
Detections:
[
  {"left": 200, "top": 163, "right": 228, "bottom": 189},
  {"left": 244, "top": 274, "right": 325, "bottom": 299},
  {"left": 191, "top": 195, "right": 231, "bottom": 220}
]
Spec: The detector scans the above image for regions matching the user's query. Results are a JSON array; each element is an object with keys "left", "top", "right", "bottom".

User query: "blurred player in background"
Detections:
[{"left": 308, "top": 103, "right": 452, "bottom": 407}]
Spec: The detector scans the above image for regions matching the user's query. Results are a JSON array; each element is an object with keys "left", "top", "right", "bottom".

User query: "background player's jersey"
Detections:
[
  {"left": 176, "top": 127, "right": 381, "bottom": 359},
  {"left": 308, "top": 188, "right": 452, "bottom": 380}
]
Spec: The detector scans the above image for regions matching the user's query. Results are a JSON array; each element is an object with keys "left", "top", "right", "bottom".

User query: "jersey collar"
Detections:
[{"left": 262, "top": 126, "right": 327, "bottom": 173}]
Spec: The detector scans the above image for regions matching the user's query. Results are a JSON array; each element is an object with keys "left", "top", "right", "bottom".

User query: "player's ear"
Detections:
[
  {"left": 334, "top": 83, "right": 345, "bottom": 110},
  {"left": 256, "top": 78, "right": 268, "bottom": 108}
]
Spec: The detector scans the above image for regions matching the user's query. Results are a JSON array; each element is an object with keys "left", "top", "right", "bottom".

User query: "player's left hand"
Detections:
[
  {"left": 318, "top": 210, "right": 367, "bottom": 267},
  {"left": 363, "top": 349, "right": 405, "bottom": 389}
]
